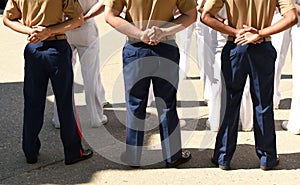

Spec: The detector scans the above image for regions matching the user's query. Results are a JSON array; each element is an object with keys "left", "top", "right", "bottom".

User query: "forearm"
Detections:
[
  {"left": 47, "top": 14, "right": 84, "bottom": 35},
  {"left": 105, "top": 7, "right": 142, "bottom": 39},
  {"left": 259, "top": 8, "right": 297, "bottom": 37},
  {"left": 162, "top": 8, "right": 197, "bottom": 36},
  {"left": 84, "top": 0, "right": 105, "bottom": 20},
  {"left": 3, "top": 17, "right": 34, "bottom": 35},
  {"left": 201, "top": 11, "right": 237, "bottom": 36}
]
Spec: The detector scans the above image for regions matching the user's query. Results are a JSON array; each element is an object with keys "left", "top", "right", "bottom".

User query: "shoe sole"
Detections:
[
  {"left": 211, "top": 156, "right": 231, "bottom": 170},
  {"left": 260, "top": 159, "right": 279, "bottom": 170},
  {"left": 65, "top": 151, "right": 93, "bottom": 165},
  {"left": 165, "top": 151, "right": 192, "bottom": 168}
]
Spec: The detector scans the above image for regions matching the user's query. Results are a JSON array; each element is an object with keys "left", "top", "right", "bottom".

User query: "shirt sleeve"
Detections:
[
  {"left": 3, "top": 0, "right": 22, "bottom": 20},
  {"left": 104, "top": 0, "right": 126, "bottom": 12},
  {"left": 177, "top": 0, "right": 197, "bottom": 13},
  {"left": 277, "top": 0, "right": 296, "bottom": 15},
  {"left": 203, "top": 0, "right": 224, "bottom": 16},
  {"left": 63, "top": 0, "right": 83, "bottom": 18}
]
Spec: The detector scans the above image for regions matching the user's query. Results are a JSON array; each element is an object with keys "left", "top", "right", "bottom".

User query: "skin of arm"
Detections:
[
  {"left": 3, "top": 14, "right": 84, "bottom": 44},
  {"left": 236, "top": 8, "right": 298, "bottom": 45},
  {"left": 105, "top": 5, "right": 197, "bottom": 45},
  {"left": 201, "top": 7, "right": 297, "bottom": 46},
  {"left": 104, "top": 6, "right": 151, "bottom": 43},
  {"left": 83, "top": 0, "right": 105, "bottom": 20}
]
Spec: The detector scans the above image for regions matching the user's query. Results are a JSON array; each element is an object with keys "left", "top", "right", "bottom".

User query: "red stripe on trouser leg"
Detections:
[{"left": 73, "top": 101, "right": 82, "bottom": 139}]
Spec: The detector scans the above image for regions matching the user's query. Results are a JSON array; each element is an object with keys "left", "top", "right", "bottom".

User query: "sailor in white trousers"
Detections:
[
  {"left": 272, "top": 11, "right": 292, "bottom": 109},
  {"left": 52, "top": 0, "right": 108, "bottom": 128},
  {"left": 282, "top": 0, "right": 300, "bottom": 134},
  {"left": 198, "top": 2, "right": 227, "bottom": 131}
]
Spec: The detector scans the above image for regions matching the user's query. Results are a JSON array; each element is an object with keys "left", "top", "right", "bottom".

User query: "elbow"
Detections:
[
  {"left": 78, "top": 15, "right": 84, "bottom": 27},
  {"left": 3, "top": 17, "right": 9, "bottom": 27},
  {"left": 200, "top": 12, "right": 208, "bottom": 25},
  {"left": 286, "top": 9, "right": 298, "bottom": 27},
  {"left": 191, "top": 9, "right": 197, "bottom": 23},
  {"left": 291, "top": 13, "right": 298, "bottom": 26}
]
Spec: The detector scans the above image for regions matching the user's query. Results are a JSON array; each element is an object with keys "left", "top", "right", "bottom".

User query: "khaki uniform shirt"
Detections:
[
  {"left": 104, "top": 0, "right": 197, "bottom": 30},
  {"left": 204, "top": 0, "right": 295, "bottom": 29},
  {"left": 4, "top": 0, "right": 82, "bottom": 27}
]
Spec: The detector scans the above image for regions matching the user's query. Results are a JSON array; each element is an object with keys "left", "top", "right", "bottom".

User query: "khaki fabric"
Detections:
[
  {"left": 104, "top": 0, "right": 197, "bottom": 30},
  {"left": 4, "top": 0, "right": 82, "bottom": 27},
  {"left": 204, "top": 0, "right": 295, "bottom": 29}
]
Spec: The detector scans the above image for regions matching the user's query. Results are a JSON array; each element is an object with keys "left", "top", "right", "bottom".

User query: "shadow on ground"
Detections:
[{"left": 0, "top": 82, "right": 299, "bottom": 184}]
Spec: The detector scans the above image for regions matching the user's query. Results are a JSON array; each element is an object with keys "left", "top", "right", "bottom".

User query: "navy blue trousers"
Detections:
[
  {"left": 214, "top": 41, "right": 278, "bottom": 167},
  {"left": 122, "top": 41, "right": 182, "bottom": 163},
  {"left": 23, "top": 40, "right": 83, "bottom": 162}
]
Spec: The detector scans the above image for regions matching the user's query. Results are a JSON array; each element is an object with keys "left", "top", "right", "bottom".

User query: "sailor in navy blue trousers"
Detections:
[
  {"left": 122, "top": 41, "right": 183, "bottom": 165},
  {"left": 201, "top": 0, "right": 297, "bottom": 170},
  {"left": 105, "top": 0, "right": 196, "bottom": 167},
  {"left": 215, "top": 39, "right": 278, "bottom": 168},
  {"left": 3, "top": 0, "right": 93, "bottom": 165},
  {"left": 23, "top": 39, "right": 86, "bottom": 164}
]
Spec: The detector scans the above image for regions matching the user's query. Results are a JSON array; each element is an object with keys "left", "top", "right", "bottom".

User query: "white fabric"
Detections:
[
  {"left": 53, "top": 0, "right": 107, "bottom": 126},
  {"left": 287, "top": 18, "right": 300, "bottom": 133},
  {"left": 196, "top": 11, "right": 225, "bottom": 131},
  {"left": 272, "top": 12, "right": 292, "bottom": 107},
  {"left": 239, "top": 77, "right": 253, "bottom": 131}
]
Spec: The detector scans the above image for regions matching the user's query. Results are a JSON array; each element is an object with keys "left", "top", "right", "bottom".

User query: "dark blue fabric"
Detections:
[
  {"left": 122, "top": 41, "right": 182, "bottom": 163},
  {"left": 214, "top": 41, "right": 278, "bottom": 167},
  {"left": 22, "top": 40, "right": 83, "bottom": 162}
]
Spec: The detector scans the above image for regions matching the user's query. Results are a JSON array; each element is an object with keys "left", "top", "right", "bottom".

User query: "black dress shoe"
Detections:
[
  {"left": 26, "top": 157, "right": 38, "bottom": 164},
  {"left": 120, "top": 152, "right": 140, "bottom": 168},
  {"left": 165, "top": 150, "right": 192, "bottom": 168},
  {"left": 260, "top": 158, "right": 280, "bottom": 170},
  {"left": 65, "top": 149, "right": 93, "bottom": 165}
]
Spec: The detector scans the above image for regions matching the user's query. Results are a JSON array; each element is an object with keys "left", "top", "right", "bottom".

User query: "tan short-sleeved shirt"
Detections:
[
  {"left": 104, "top": 0, "right": 197, "bottom": 30},
  {"left": 4, "top": 0, "right": 82, "bottom": 27},
  {"left": 204, "top": 0, "right": 295, "bottom": 29}
]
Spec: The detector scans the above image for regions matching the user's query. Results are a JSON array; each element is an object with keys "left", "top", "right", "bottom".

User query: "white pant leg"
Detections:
[
  {"left": 239, "top": 76, "right": 253, "bottom": 131},
  {"left": 287, "top": 23, "right": 300, "bottom": 133},
  {"left": 272, "top": 13, "right": 291, "bottom": 107},
  {"left": 67, "top": 20, "right": 106, "bottom": 126},
  {"left": 205, "top": 30, "right": 226, "bottom": 131},
  {"left": 178, "top": 23, "right": 195, "bottom": 79}
]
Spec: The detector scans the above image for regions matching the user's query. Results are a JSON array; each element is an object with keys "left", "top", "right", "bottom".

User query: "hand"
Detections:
[
  {"left": 235, "top": 25, "right": 258, "bottom": 38},
  {"left": 234, "top": 25, "right": 262, "bottom": 46},
  {"left": 28, "top": 26, "right": 52, "bottom": 44},
  {"left": 235, "top": 32, "right": 263, "bottom": 46},
  {"left": 148, "top": 26, "right": 165, "bottom": 45},
  {"left": 139, "top": 29, "right": 153, "bottom": 45}
]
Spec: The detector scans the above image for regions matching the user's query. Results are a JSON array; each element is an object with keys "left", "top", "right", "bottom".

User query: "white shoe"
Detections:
[
  {"left": 282, "top": 121, "right": 300, "bottom": 135},
  {"left": 206, "top": 119, "right": 218, "bottom": 132},
  {"left": 179, "top": 120, "right": 186, "bottom": 128},
  {"left": 91, "top": 115, "right": 108, "bottom": 128},
  {"left": 51, "top": 119, "right": 60, "bottom": 129}
]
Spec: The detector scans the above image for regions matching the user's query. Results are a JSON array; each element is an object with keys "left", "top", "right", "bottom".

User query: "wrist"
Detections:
[{"left": 257, "top": 30, "right": 263, "bottom": 38}]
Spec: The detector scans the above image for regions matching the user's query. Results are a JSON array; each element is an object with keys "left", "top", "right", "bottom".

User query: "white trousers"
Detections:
[
  {"left": 239, "top": 77, "right": 253, "bottom": 131},
  {"left": 272, "top": 12, "right": 291, "bottom": 107},
  {"left": 287, "top": 21, "right": 300, "bottom": 133},
  {"left": 178, "top": 23, "right": 195, "bottom": 79},
  {"left": 53, "top": 20, "right": 106, "bottom": 126},
  {"left": 196, "top": 15, "right": 225, "bottom": 131}
]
